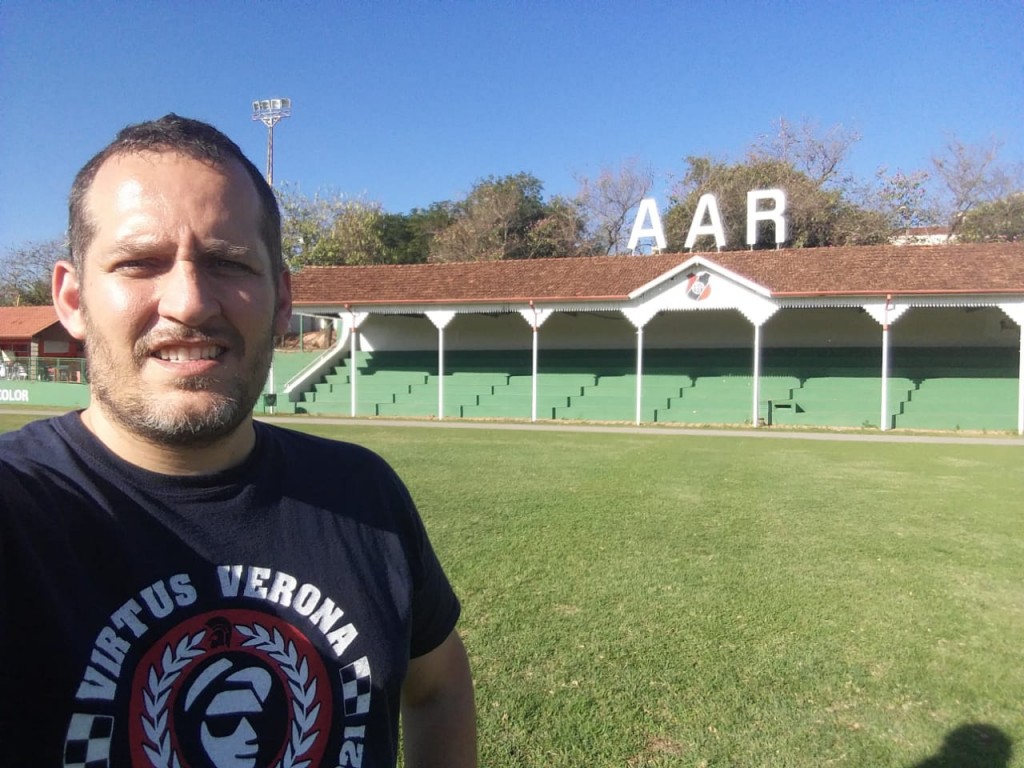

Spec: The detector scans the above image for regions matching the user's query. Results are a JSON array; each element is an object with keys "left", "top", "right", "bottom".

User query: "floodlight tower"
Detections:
[{"left": 251, "top": 98, "right": 292, "bottom": 187}]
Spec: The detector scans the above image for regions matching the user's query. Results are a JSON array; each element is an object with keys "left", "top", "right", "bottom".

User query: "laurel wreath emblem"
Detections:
[
  {"left": 141, "top": 630, "right": 206, "bottom": 768},
  {"left": 140, "top": 623, "right": 320, "bottom": 768},
  {"left": 236, "top": 623, "right": 321, "bottom": 768}
]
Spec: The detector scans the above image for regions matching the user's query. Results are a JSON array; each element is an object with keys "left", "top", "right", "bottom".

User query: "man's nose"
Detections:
[{"left": 157, "top": 259, "right": 221, "bottom": 326}]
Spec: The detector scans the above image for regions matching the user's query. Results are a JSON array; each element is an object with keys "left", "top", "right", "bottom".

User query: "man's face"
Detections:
[{"left": 67, "top": 150, "right": 290, "bottom": 447}]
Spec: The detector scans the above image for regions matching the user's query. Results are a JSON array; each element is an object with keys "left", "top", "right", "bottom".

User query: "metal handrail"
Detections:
[
  {"left": 0, "top": 356, "right": 88, "bottom": 383},
  {"left": 282, "top": 332, "right": 349, "bottom": 395}
]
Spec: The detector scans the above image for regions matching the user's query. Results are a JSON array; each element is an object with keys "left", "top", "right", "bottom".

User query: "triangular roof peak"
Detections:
[{"left": 628, "top": 253, "right": 773, "bottom": 300}]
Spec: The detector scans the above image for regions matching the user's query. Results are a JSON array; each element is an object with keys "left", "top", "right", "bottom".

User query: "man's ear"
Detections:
[
  {"left": 53, "top": 260, "right": 87, "bottom": 341},
  {"left": 273, "top": 268, "right": 293, "bottom": 336}
]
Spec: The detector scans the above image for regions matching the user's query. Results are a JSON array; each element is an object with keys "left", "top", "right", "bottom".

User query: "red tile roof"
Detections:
[
  {"left": 708, "top": 243, "right": 1024, "bottom": 295},
  {"left": 0, "top": 306, "right": 61, "bottom": 339},
  {"left": 291, "top": 253, "right": 691, "bottom": 306},
  {"left": 291, "top": 242, "right": 1024, "bottom": 307}
]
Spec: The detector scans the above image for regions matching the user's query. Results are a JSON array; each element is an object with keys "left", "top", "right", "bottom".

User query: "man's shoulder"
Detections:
[
  {"left": 0, "top": 413, "right": 73, "bottom": 465},
  {"left": 0, "top": 414, "right": 84, "bottom": 506}
]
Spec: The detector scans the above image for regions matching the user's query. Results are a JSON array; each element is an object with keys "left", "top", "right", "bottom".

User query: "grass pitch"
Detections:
[{"left": 3, "top": 414, "right": 1022, "bottom": 767}]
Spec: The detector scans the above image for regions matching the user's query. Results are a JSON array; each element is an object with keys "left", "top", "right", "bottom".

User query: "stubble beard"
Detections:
[{"left": 83, "top": 311, "right": 275, "bottom": 449}]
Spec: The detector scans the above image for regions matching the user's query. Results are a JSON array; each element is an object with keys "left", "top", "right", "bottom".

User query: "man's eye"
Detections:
[
  {"left": 214, "top": 258, "right": 255, "bottom": 273},
  {"left": 113, "top": 259, "right": 157, "bottom": 273}
]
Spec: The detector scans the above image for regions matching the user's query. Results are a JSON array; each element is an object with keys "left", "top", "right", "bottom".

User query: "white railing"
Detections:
[{"left": 281, "top": 330, "right": 350, "bottom": 402}]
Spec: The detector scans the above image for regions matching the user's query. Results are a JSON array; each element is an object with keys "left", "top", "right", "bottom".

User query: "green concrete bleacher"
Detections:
[
  {"left": 894, "top": 378, "right": 1017, "bottom": 431},
  {"left": 297, "top": 352, "right": 435, "bottom": 415},
  {"left": 767, "top": 377, "right": 915, "bottom": 428},
  {"left": 289, "top": 346, "right": 1018, "bottom": 429},
  {"left": 654, "top": 377, "right": 752, "bottom": 424}
]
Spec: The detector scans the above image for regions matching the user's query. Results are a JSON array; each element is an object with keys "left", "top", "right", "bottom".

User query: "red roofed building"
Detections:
[{"left": 0, "top": 306, "right": 82, "bottom": 361}]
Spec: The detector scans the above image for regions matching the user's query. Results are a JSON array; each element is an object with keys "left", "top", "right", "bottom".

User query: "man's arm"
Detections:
[{"left": 401, "top": 628, "right": 477, "bottom": 768}]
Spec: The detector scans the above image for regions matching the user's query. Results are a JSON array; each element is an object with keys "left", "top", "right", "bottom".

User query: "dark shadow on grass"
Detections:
[{"left": 910, "top": 723, "right": 1012, "bottom": 768}]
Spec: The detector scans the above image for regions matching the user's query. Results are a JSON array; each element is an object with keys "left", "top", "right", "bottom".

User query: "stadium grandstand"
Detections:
[
  {"left": 2, "top": 242, "right": 1023, "bottom": 433},
  {"left": 284, "top": 242, "right": 1024, "bottom": 433}
]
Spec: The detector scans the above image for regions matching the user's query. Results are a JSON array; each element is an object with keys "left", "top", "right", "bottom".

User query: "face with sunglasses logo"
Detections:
[{"left": 177, "top": 654, "right": 288, "bottom": 768}]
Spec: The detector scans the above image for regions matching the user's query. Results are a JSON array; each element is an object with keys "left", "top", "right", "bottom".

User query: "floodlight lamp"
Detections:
[
  {"left": 251, "top": 97, "right": 293, "bottom": 128},
  {"left": 250, "top": 97, "right": 293, "bottom": 186}
]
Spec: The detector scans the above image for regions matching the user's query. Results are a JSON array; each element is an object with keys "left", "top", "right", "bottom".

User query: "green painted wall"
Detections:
[{"left": 0, "top": 381, "right": 89, "bottom": 408}]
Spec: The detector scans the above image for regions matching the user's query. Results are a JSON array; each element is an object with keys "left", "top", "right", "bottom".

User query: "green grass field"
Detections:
[{"left": 3, "top": 413, "right": 1022, "bottom": 767}]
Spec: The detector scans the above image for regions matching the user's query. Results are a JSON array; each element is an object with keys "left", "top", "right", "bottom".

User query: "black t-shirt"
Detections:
[{"left": 0, "top": 412, "right": 460, "bottom": 767}]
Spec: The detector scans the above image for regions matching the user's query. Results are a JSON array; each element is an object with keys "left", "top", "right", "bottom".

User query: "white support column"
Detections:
[
  {"left": 880, "top": 322, "right": 890, "bottom": 431},
  {"left": 267, "top": 358, "right": 275, "bottom": 415},
  {"left": 999, "top": 303, "right": 1024, "bottom": 435},
  {"left": 341, "top": 311, "right": 370, "bottom": 418},
  {"left": 349, "top": 324, "right": 359, "bottom": 418},
  {"left": 622, "top": 306, "right": 658, "bottom": 425},
  {"left": 425, "top": 311, "right": 457, "bottom": 421},
  {"left": 1018, "top": 328, "right": 1024, "bottom": 435},
  {"left": 532, "top": 324, "right": 539, "bottom": 422},
  {"left": 438, "top": 326, "right": 445, "bottom": 420},
  {"left": 738, "top": 303, "right": 779, "bottom": 428},
  {"left": 635, "top": 326, "right": 644, "bottom": 425},
  {"left": 864, "top": 297, "right": 907, "bottom": 432},
  {"left": 518, "top": 306, "right": 554, "bottom": 422},
  {"left": 752, "top": 323, "right": 762, "bottom": 427}
]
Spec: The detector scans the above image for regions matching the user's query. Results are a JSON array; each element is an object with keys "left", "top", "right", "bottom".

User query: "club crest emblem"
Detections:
[
  {"left": 686, "top": 272, "right": 712, "bottom": 301},
  {"left": 128, "top": 610, "right": 333, "bottom": 768}
]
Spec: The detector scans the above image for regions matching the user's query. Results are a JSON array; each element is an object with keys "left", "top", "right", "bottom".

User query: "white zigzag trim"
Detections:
[{"left": 236, "top": 622, "right": 320, "bottom": 768}]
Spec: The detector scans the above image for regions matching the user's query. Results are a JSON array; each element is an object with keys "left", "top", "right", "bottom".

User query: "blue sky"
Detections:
[{"left": 1, "top": 1, "right": 1022, "bottom": 251}]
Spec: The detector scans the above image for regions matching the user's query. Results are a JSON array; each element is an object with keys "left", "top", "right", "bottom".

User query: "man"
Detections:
[{"left": 0, "top": 114, "right": 476, "bottom": 767}]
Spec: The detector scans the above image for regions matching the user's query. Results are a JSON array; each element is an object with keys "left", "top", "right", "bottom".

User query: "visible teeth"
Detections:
[{"left": 157, "top": 346, "right": 220, "bottom": 362}]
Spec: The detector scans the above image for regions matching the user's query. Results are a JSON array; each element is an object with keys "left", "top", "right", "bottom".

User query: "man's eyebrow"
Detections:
[
  {"left": 202, "top": 241, "right": 253, "bottom": 259},
  {"left": 105, "top": 240, "right": 252, "bottom": 259},
  {"left": 107, "top": 239, "right": 165, "bottom": 258}
]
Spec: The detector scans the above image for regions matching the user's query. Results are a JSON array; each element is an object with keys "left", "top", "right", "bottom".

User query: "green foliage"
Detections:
[
  {"left": 374, "top": 207, "right": 445, "bottom": 265},
  {"left": 526, "top": 196, "right": 586, "bottom": 259},
  {"left": 665, "top": 156, "right": 891, "bottom": 251},
  {"left": 958, "top": 193, "right": 1024, "bottom": 242},
  {"left": 0, "top": 238, "right": 64, "bottom": 306},
  {"left": 277, "top": 185, "right": 386, "bottom": 267},
  {"left": 429, "top": 173, "right": 550, "bottom": 262}
]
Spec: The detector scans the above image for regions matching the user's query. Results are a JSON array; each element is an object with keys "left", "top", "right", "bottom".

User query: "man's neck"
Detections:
[{"left": 79, "top": 406, "right": 256, "bottom": 476}]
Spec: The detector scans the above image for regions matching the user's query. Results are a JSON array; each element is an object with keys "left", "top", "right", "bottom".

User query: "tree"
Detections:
[
  {"left": 0, "top": 238, "right": 64, "bottom": 306},
  {"left": 931, "top": 136, "right": 1020, "bottom": 237},
  {"left": 870, "top": 168, "right": 938, "bottom": 233},
  {"left": 958, "top": 193, "right": 1024, "bottom": 242},
  {"left": 277, "top": 186, "right": 386, "bottom": 267},
  {"left": 665, "top": 120, "right": 897, "bottom": 251},
  {"left": 374, "top": 204, "right": 453, "bottom": 264},
  {"left": 664, "top": 155, "right": 890, "bottom": 251},
  {"left": 574, "top": 160, "right": 655, "bottom": 255},
  {"left": 428, "top": 173, "right": 548, "bottom": 262},
  {"left": 526, "top": 196, "right": 586, "bottom": 259},
  {"left": 751, "top": 117, "right": 861, "bottom": 187}
]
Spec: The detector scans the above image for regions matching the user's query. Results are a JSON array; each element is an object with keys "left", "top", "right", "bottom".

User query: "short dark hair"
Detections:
[{"left": 68, "top": 113, "right": 283, "bottom": 272}]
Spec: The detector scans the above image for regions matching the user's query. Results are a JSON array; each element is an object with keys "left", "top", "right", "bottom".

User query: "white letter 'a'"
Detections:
[
  {"left": 627, "top": 198, "right": 667, "bottom": 252},
  {"left": 747, "top": 189, "right": 787, "bottom": 246},
  {"left": 685, "top": 194, "right": 726, "bottom": 250}
]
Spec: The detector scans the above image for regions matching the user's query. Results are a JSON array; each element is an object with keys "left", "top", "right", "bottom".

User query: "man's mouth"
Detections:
[{"left": 154, "top": 345, "right": 224, "bottom": 362}]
